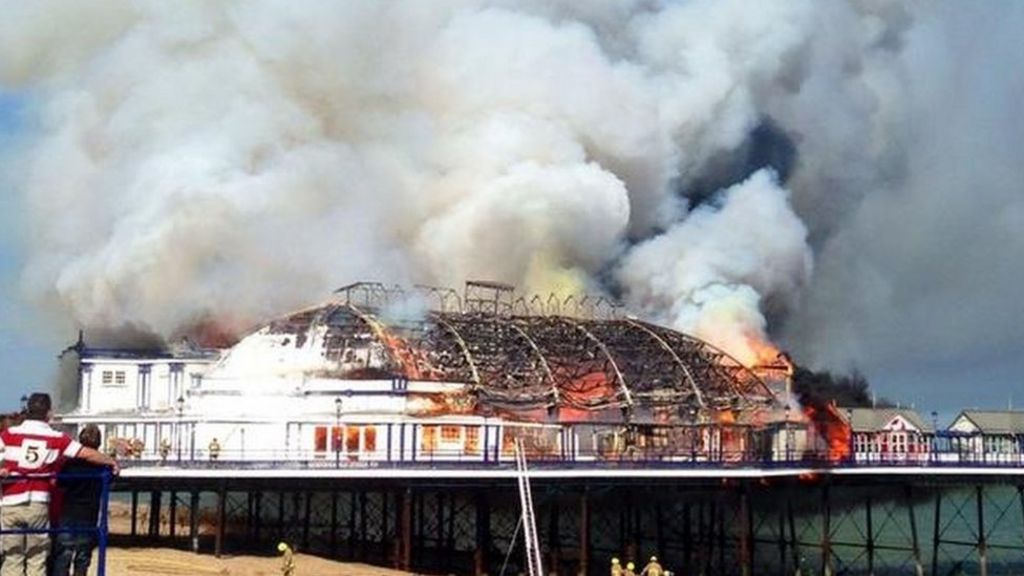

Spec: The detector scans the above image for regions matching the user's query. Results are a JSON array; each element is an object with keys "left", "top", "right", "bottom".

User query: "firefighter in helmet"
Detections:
[
  {"left": 611, "top": 557, "right": 624, "bottom": 576},
  {"left": 277, "top": 541, "right": 296, "bottom": 576},
  {"left": 208, "top": 437, "right": 221, "bottom": 460},
  {"left": 625, "top": 561, "right": 637, "bottom": 576},
  {"left": 642, "top": 555, "right": 664, "bottom": 576}
]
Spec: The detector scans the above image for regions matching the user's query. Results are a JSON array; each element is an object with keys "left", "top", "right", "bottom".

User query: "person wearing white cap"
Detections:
[{"left": 642, "top": 555, "right": 665, "bottom": 576}]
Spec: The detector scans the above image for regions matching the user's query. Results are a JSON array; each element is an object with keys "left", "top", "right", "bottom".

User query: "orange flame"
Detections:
[{"left": 803, "top": 402, "right": 851, "bottom": 464}]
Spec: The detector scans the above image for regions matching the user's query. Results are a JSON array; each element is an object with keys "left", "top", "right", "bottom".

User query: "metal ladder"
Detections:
[{"left": 514, "top": 438, "right": 544, "bottom": 576}]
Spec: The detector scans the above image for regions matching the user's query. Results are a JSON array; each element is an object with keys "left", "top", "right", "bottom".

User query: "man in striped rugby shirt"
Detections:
[{"left": 0, "top": 393, "right": 118, "bottom": 576}]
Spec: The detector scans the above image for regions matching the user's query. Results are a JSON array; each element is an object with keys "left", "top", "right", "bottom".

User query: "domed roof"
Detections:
[{"left": 231, "top": 283, "right": 781, "bottom": 418}]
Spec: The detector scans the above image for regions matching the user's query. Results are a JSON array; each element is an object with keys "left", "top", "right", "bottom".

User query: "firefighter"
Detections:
[
  {"left": 208, "top": 437, "right": 221, "bottom": 460},
  {"left": 641, "top": 555, "right": 664, "bottom": 576},
  {"left": 611, "top": 557, "right": 624, "bottom": 576},
  {"left": 130, "top": 437, "right": 144, "bottom": 459},
  {"left": 277, "top": 541, "right": 296, "bottom": 576},
  {"left": 625, "top": 561, "right": 637, "bottom": 576}
]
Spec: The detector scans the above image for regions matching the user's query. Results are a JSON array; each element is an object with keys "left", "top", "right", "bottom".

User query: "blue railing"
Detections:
[{"left": 0, "top": 471, "right": 112, "bottom": 576}]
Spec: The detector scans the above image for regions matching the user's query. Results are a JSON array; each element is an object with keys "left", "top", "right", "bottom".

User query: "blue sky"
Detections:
[{"left": 0, "top": 91, "right": 62, "bottom": 411}]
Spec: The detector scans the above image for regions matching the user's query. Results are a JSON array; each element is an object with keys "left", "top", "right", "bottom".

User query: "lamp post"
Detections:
[
  {"left": 783, "top": 406, "right": 792, "bottom": 462},
  {"left": 930, "top": 410, "right": 938, "bottom": 463},
  {"left": 334, "top": 397, "right": 343, "bottom": 468},
  {"left": 19, "top": 395, "right": 27, "bottom": 413},
  {"left": 176, "top": 397, "right": 185, "bottom": 461}
]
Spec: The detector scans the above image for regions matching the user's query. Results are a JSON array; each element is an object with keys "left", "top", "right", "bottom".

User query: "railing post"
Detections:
[{"left": 97, "top": 470, "right": 111, "bottom": 576}]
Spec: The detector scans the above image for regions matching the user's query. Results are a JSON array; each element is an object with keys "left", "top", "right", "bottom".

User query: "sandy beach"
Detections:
[{"left": 86, "top": 547, "right": 414, "bottom": 576}]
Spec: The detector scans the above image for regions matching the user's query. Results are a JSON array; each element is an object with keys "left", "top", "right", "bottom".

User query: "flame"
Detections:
[
  {"left": 715, "top": 410, "right": 737, "bottom": 424},
  {"left": 748, "top": 337, "right": 784, "bottom": 366},
  {"left": 803, "top": 402, "right": 851, "bottom": 464}
]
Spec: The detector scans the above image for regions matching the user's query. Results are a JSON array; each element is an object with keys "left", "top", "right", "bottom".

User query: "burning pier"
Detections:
[{"left": 54, "top": 281, "right": 1024, "bottom": 575}]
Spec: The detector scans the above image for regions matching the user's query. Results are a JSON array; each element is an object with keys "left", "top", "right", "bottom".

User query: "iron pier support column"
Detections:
[
  {"left": 330, "top": 490, "right": 340, "bottom": 557},
  {"left": 701, "top": 500, "right": 714, "bottom": 576},
  {"left": 349, "top": 490, "right": 358, "bottom": 559},
  {"left": 302, "top": 491, "right": 312, "bottom": 551},
  {"left": 740, "top": 484, "right": 753, "bottom": 576},
  {"left": 148, "top": 491, "right": 162, "bottom": 539},
  {"left": 189, "top": 490, "right": 200, "bottom": 554},
  {"left": 474, "top": 491, "right": 491, "bottom": 576},
  {"left": 245, "top": 491, "right": 254, "bottom": 540},
  {"left": 169, "top": 491, "right": 178, "bottom": 540},
  {"left": 214, "top": 484, "right": 226, "bottom": 558},
  {"left": 976, "top": 485, "right": 988, "bottom": 576},
  {"left": 906, "top": 485, "right": 924, "bottom": 576},
  {"left": 254, "top": 491, "right": 263, "bottom": 545},
  {"left": 865, "top": 495, "right": 874, "bottom": 576},
  {"left": 549, "top": 495, "right": 561, "bottom": 573},
  {"left": 778, "top": 510, "right": 787, "bottom": 576},
  {"left": 821, "top": 483, "right": 832, "bottom": 576},
  {"left": 787, "top": 498, "right": 800, "bottom": 576},
  {"left": 130, "top": 490, "right": 139, "bottom": 537},
  {"left": 381, "top": 490, "right": 390, "bottom": 562},
  {"left": 717, "top": 501, "right": 726, "bottom": 576},
  {"left": 655, "top": 488, "right": 666, "bottom": 560},
  {"left": 398, "top": 488, "right": 412, "bottom": 570},
  {"left": 931, "top": 490, "right": 941, "bottom": 576},
  {"left": 580, "top": 488, "right": 591, "bottom": 576},
  {"left": 363, "top": 490, "right": 372, "bottom": 562},
  {"left": 682, "top": 501, "right": 692, "bottom": 574},
  {"left": 1019, "top": 485, "right": 1024, "bottom": 555},
  {"left": 277, "top": 492, "right": 285, "bottom": 543}
]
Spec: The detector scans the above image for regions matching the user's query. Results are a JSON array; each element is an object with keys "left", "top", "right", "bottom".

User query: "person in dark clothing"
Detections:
[{"left": 49, "top": 425, "right": 105, "bottom": 576}]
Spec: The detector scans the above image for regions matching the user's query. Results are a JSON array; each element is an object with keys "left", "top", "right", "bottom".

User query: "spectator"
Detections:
[
  {"left": 0, "top": 393, "right": 118, "bottom": 576},
  {"left": 49, "top": 425, "right": 105, "bottom": 576}
]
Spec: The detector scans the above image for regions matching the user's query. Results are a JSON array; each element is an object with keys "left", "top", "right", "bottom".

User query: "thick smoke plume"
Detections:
[{"left": 0, "top": 1, "right": 926, "bottom": 365}]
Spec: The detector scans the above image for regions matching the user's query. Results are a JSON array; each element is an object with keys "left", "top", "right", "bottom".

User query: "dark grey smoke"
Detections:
[
  {"left": 680, "top": 119, "right": 798, "bottom": 212},
  {"left": 780, "top": 3, "right": 1024, "bottom": 409}
]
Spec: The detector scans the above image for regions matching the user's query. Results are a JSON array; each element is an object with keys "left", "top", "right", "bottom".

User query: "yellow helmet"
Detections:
[
  {"left": 611, "top": 557, "right": 620, "bottom": 564},
  {"left": 651, "top": 556, "right": 658, "bottom": 562},
  {"left": 627, "top": 562, "right": 636, "bottom": 570},
  {"left": 277, "top": 542, "right": 289, "bottom": 552}
]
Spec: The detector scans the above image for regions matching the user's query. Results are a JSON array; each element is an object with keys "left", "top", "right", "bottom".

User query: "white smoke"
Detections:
[
  {"left": 618, "top": 169, "right": 812, "bottom": 364},
  {"left": 0, "top": 0, "right": 915, "bottom": 363}
]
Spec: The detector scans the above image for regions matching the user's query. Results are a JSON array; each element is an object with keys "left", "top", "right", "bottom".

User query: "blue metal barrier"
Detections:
[{"left": 0, "top": 471, "right": 112, "bottom": 576}]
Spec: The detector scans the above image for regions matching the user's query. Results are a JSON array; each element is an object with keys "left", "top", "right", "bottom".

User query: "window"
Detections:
[
  {"left": 441, "top": 425, "right": 461, "bottom": 444},
  {"left": 345, "top": 427, "right": 360, "bottom": 453},
  {"left": 891, "top": 432, "right": 907, "bottom": 454},
  {"left": 314, "top": 426, "right": 328, "bottom": 453},
  {"left": 363, "top": 427, "right": 377, "bottom": 453},
  {"left": 465, "top": 426, "right": 480, "bottom": 455},
  {"left": 421, "top": 426, "right": 438, "bottom": 454},
  {"left": 331, "top": 426, "right": 343, "bottom": 452},
  {"left": 102, "top": 370, "right": 127, "bottom": 386},
  {"left": 854, "top": 433, "right": 867, "bottom": 454}
]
